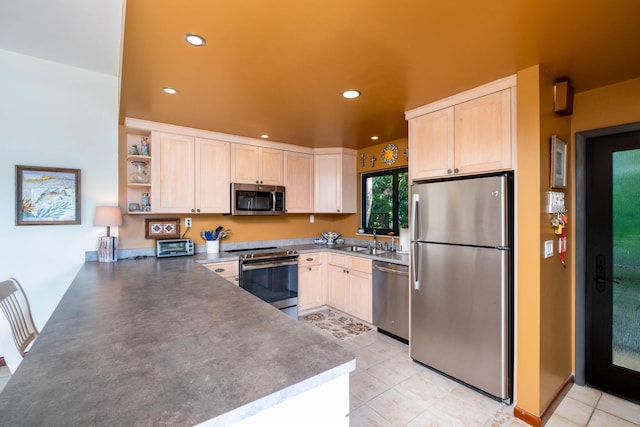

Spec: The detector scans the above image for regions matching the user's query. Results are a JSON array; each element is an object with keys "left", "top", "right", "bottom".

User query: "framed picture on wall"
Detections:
[
  {"left": 550, "top": 136, "right": 567, "bottom": 189},
  {"left": 16, "top": 165, "right": 81, "bottom": 225}
]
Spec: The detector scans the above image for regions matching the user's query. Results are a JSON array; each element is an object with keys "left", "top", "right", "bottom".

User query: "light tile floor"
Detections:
[
  {"left": 1, "top": 331, "right": 639, "bottom": 427},
  {"left": 309, "top": 326, "right": 640, "bottom": 427}
]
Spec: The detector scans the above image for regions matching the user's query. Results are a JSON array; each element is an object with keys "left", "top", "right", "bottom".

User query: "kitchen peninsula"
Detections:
[{"left": 0, "top": 257, "right": 355, "bottom": 426}]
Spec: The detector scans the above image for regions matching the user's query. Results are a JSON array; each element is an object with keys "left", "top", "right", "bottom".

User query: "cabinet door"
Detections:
[
  {"left": 230, "top": 144, "right": 260, "bottom": 184},
  {"left": 349, "top": 270, "right": 372, "bottom": 323},
  {"left": 299, "top": 265, "right": 324, "bottom": 311},
  {"left": 259, "top": 147, "right": 284, "bottom": 185},
  {"left": 314, "top": 154, "right": 341, "bottom": 213},
  {"left": 285, "top": 151, "right": 314, "bottom": 212},
  {"left": 151, "top": 132, "right": 195, "bottom": 212},
  {"left": 326, "top": 265, "right": 348, "bottom": 313},
  {"left": 454, "top": 89, "right": 512, "bottom": 174},
  {"left": 195, "top": 138, "right": 230, "bottom": 213},
  {"left": 340, "top": 153, "right": 357, "bottom": 213},
  {"left": 408, "top": 107, "right": 454, "bottom": 180}
]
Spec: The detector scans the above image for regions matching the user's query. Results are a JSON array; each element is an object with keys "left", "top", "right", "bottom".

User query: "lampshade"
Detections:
[{"left": 94, "top": 206, "right": 123, "bottom": 227}]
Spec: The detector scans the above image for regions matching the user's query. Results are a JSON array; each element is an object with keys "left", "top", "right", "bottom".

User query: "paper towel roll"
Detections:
[{"left": 399, "top": 228, "right": 410, "bottom": 253}]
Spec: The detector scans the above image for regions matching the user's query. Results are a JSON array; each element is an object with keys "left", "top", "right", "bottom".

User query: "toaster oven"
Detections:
[{"left": 156, "top": 238, "right": 195, "bottom": 258}]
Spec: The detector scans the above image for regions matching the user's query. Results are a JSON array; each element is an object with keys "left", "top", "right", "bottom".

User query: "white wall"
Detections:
[{"left": 0, "top": 49, "right": 119, "bottom": 370}]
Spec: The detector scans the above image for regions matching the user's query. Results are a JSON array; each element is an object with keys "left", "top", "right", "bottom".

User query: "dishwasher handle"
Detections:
[{"left": 373, "top": 264, "right": 409, "bottom": 276}]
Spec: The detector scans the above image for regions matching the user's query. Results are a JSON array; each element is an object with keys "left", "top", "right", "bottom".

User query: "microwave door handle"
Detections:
[{"left": 272, "top": 192, "right": 276, "bottom": 212}]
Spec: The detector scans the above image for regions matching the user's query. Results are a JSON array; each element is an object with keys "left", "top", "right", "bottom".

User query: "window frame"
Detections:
[{"left": 360, "top": 166, "right": 408, "bottom": 236}]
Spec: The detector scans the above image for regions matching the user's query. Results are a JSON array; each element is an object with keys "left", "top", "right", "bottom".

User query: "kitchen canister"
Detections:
[{"left": 206, "top": 240, "right": 220, "bottom": 254}]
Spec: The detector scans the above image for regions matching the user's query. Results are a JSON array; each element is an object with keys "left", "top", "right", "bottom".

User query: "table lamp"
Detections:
[{"left": 94, "top": 206, "right": 123, "bottom": 262}]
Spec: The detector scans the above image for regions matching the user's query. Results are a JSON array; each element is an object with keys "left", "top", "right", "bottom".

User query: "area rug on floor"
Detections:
[{"left": 301, "top": 309, "right": 371, "bottom": 340}]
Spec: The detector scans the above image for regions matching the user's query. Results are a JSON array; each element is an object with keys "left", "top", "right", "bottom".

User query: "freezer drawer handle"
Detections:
[
  {"left": 373, "top": 265, "right": 408, "bottom": 276},
  {"left": 412, "top": 243, "right": 421, "bottom": 291}
]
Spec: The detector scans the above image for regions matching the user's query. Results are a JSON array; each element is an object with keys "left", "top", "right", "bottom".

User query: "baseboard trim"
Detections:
[
  {"left": 514, "top": 374, "right": 575, "bottom": 426},
  {"left": 514, "top": 406, "right": 541, "bottom": 427}
]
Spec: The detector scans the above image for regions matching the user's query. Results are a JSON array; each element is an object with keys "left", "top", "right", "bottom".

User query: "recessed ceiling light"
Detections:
[
  {"left": 184, "top": 33, "right": 206, "bottom": 46},
  {"left": 371, "top": 136, "right": 379, "bottom": 140},
  {"left": 260, "top": 134, "right": 269, "bottom": 139},
  {"left": 163, "top": 87, "right": 177, "bottom": 95},
  {"left": 342, "top": 89, "right": 361, "bottom": 99}
]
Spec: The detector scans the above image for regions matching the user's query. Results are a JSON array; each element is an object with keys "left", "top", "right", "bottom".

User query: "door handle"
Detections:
[{"left": 595, "top": 254, "right": 621, "bottom": 293}]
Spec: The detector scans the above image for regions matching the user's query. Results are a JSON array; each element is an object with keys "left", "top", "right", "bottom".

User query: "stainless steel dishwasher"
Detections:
[{"left": 372, "top": 260, "right": 409, "bottom": 342}]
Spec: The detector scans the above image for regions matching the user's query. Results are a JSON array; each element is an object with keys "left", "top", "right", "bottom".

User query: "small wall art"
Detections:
[
  {"left": 16, "top": 165, "right": 81, "bottom": 225},
  {"left": 145, "top": 218, "right": 180, "bottom": 239},
  {"left": 550, "top": 136, "right": 567, "bottom": 189}
]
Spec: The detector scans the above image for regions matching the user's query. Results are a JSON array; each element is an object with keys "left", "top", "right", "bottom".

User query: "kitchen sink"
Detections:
[
  {"left": 367, "top": 248, "right": 386, "bottom": 255},
  {"left": 336, "top": 245, "right": 369, "bottom": 252},
  {"left": 335, "top": 245, "right": 386, "bottom": 255}
]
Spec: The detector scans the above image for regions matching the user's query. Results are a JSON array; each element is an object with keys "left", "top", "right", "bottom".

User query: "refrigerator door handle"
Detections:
[
  {"left": 411, "top": 193, "right": 420, "bottom": 241},
  {"left": 412, "top": 242, "right": 421, "bottom": 290}
]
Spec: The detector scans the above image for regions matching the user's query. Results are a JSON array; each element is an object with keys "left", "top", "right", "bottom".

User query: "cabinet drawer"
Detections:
[
  {"left": 327, "top": 253, "right": 347, "bottom": 267},
  {"left": 349, "top": 256, "right": 372, "bottom": 273},
  {"left": 299, "top": 252, "right": 323, "bottom": 267},
  {"left": 204, "top": 261, "right": 239, "bottom": 283}
]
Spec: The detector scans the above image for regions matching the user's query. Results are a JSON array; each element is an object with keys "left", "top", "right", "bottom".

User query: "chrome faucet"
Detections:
[{"left": 372, "top": 230, "right": 377, "bottom": 249}]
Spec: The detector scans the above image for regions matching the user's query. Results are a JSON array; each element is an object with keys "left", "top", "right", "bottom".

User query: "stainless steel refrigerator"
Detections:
[{"left": 410, "top": 173, "right": 513, "bottom": 402}]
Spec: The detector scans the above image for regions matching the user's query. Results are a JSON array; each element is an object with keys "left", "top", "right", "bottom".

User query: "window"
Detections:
[{"left": 361, "top": 167, "right": 408, "bottom": 235}]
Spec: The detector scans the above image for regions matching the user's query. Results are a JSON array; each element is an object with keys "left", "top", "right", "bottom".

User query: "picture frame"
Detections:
[
  {"left": 550, "top": 136, "right": 567, "bottom": 189},
  {"left": 144, "top": 218, "right": 180, "bottom": 239},
  {"left": 16, "top": 165, "right": 81, "bottom": 225}
]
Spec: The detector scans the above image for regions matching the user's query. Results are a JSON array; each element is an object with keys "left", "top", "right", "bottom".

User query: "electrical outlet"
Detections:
[
  {"left": 185, "top": 217, "right": 192, "bottom": 228},
  {"left": 310, "top": 215, "right": 314, "bottom": 223},
  {"left": 545, "top": 191, "right": 565, "bottom": 213}
]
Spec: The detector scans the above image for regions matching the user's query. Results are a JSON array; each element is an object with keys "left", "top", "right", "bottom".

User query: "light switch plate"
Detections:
[
  {"left": 545, "top": 191, "right": 565, "bottom": 213},
  {"left": 544, "top": 240, "right": 554, "bottom": 258}
]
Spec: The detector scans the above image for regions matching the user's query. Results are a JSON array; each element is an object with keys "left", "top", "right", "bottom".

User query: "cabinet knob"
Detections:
[
  {"left": 306, "top": 258, "right": 314, "bottom": 261},
  {"left": 447, "top": 169, "right": 453, "bottom": 174},
  {"left": 454, "top": 168, "right": 459, "bottom": 173},
  {"left": 196, "top": 209, "right": 201, "bottom": 213},
  {"left": 337, "top": 209, "right": 340, "bottom": 213},
  {"left": 191, "top": 208, "right": 195, "bottom": 212},
  {"left": 308, "top": 267, "right": 312, "bottom": 271}
]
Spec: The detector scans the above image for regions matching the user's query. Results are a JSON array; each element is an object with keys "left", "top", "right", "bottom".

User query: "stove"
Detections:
[{"left": 227, "top": 247, "right": 299, "bottom": 319}]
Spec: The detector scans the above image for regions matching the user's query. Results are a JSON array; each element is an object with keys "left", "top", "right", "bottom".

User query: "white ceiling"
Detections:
[{"left": 0, "top": 0, "right": 124, "bottom": 77}]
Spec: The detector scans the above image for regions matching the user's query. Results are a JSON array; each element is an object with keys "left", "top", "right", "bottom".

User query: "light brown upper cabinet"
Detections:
[
  {"left": 151, "top": 132, "right": 230, "bottom": 213},
  {"left": 314, "top": 152, "right": 356, "bottom": 213},
  {"left": 407, "top": 76, "right": 515, "bottom": 181},
  {"left": 230, "top": 144, "right": 283, "bottom": 185},
  {"left": 284, "top": 151, "right": 314, "bottom": 213}
]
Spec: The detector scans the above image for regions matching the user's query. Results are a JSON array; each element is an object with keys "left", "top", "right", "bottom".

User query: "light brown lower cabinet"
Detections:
[
  {"left": 298, "top": 253, "right": 324, "bottom": 311},
  {"left": 326, "top": 254, "right": 372, "bottom": 323}
]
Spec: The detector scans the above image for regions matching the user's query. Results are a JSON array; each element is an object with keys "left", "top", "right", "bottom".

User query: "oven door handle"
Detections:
[{"left": 241, "top": 260, "right": 299, "bottom": 271}]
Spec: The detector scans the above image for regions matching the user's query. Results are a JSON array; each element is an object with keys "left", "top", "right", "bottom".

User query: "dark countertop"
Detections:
[{"left": 0, "top": 257, "right": 355, "bottom": 426}]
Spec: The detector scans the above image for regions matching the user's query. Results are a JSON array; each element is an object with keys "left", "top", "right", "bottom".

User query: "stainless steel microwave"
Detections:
[{"left": 231, "top": 183, "right": 285, "bottom": 215}]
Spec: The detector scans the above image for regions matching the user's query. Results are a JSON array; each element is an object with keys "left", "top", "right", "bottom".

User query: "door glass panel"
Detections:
[{"left": 612, "top": 148, "right": 640, "bottom": 372}]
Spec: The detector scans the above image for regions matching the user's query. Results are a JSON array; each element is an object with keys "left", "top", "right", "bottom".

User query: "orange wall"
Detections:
[
  {"left": 537, "top": 68, "right": 573, "bottom": 411},
  {"left": 572, "top": 76, "right": 640, "bottom": 133},
  {"left": 516, "top": 65, "right": 574, "bottom": 417},
  {"left": 356, "top": 137, "right": 408, "bottom": 174},
  {"left": 515, "top": 65, "right": 543, "bottom": 414}
]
